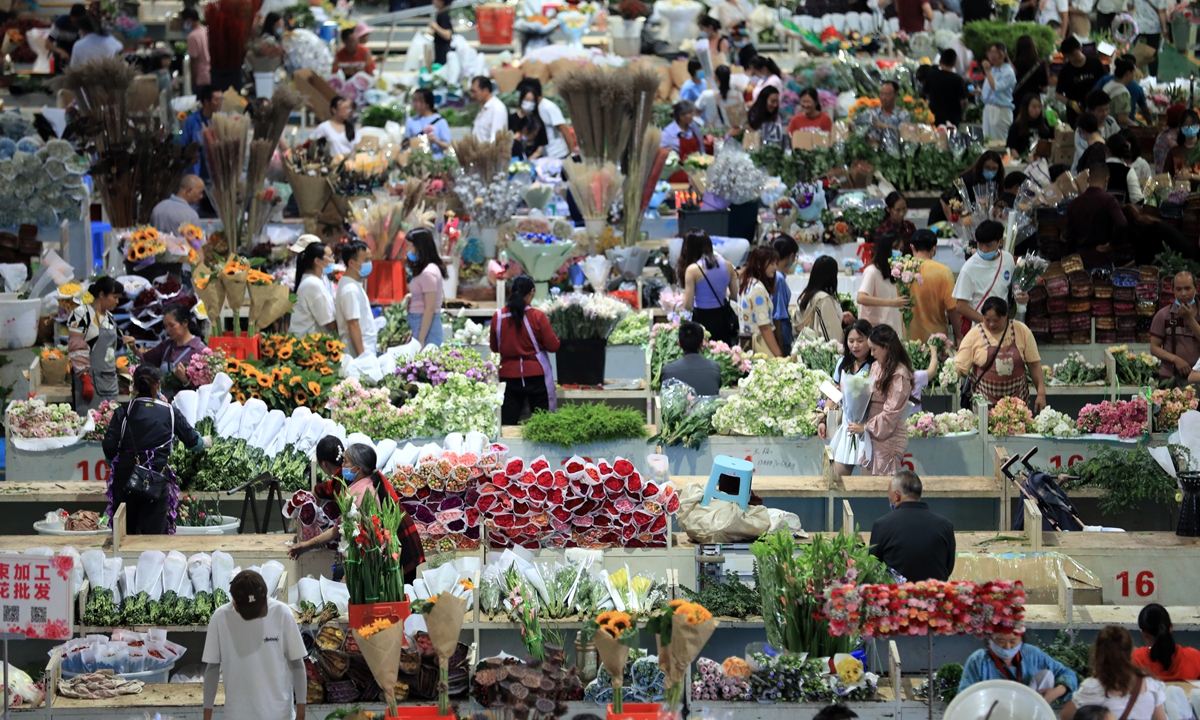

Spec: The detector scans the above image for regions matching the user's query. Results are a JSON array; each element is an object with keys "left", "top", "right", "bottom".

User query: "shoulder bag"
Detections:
[
  {"left": 959, "top": 321, "right": 1008, "bottom": 409},
  {"left": 118, "top": 399, "right": 175, "bottom": 501},
  {"left": 1118, "top": 676, "right": 1143, "bottom": 720},
  {"left": 698, "top": 261, "right": 740, "bottom": 340}
]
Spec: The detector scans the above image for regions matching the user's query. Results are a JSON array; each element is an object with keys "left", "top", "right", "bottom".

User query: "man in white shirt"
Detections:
[
  {"left": 335, "top": 239, "right": 378, "bottom": 357},
  {"left": 203, "top": 570, "right": 306, "bottom": 720},
  {"left": 470, "top": 75, "right": 508, "bottom": 143},
  {"left": 952, "top": 220, "right": 1027, "bottom": 335},
  {"left": 70, "top": 17, "right": 123, "bottom": 67}
]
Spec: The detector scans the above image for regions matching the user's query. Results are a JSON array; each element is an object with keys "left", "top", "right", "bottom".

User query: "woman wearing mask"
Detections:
[
  {"left": 747, "top": 56, "right": 782, "bottom": 103},
  {"left": 817, "top": 319, "right": 874, "bottom": 477},
  {"left": 335, "top": 240, "right": 377, "bottom": 358},
  {"left": 661, "top": 100, "right": 706, "bottom": 183},
  {"left": 868, "top": 192, "right": 915, "bottom": 249},
  {"left": 1133, "top": 604, "right": 1200, "bottom": 681},
  {"left": 1006, "top": 94, "right": 1054, "bottom": 158},
  {"left": 959, "top": 631, "right": 1077, "bottom": 702},
  {"left": 490, "top": 275, "right": 561, "bottom": 425},
  {"left": 289, "top": 442, "right": 425, "bottom": 584},
  {"left": 794, "top": 255, "right": 848, "bottom": 344},
  {"left": 746, "top": 86, "right": 787, "bottom": 148},
  {"left": 1164, "top": 109, "right": 1200, "bottom": 179},
  {"left": 309, "top": 96, "right": 357, "bottom": 157},
  {"left": 696, "top": 14, "right": 733, "bottom": 62},
  {"left": 291, "top": 241, "right": 337, "bottom": 336},
  {"left": 678, "top": 228, "right": 740, "bottom": 346},
  {"left": 844, "top": 325, "right": 913, "bottom": 476},
  {"left": 954, "top": 296, "right": 1047, "bottom": 411},
  {"left": 139, "top": 304, "right": 207, "bottom": 397},
  {"left": 405, "top": 227, "right": 447, "bottom": 347},
  {"left": 69, "top": 276, "right": 133, "bottom": 411},
  {"left": 1062, "top": 626, "right": 1168, "bottom": 720},
  {"left": 857, "top": 231, "right": 907, "bottom": 336},
  {"left": 980, "top": 42, "right": 1017, "bottom": 142},
  {"left": 737, "top": 245, "right": 782, "bottom": 357},
  {"left": 262, "top": 12, "right": 284, "bottom": 39},
  {"left": 927, "top": 151, "right": 1005, "bottom": 225},
  {"left": 697, "top": 66, "right": 743, "bottom": 128},
  {"left": 103, "top": 366, "right": 209, "bottom": 534}
]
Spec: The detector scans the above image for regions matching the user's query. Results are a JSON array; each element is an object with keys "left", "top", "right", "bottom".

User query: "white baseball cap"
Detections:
[{"left": 289, "top": 234, "right": 323, "bottom": 253}]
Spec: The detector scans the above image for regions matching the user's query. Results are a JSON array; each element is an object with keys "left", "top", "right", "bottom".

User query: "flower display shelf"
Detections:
[{"left": 208, "top": 332, "right": 261, "bottom": 360}]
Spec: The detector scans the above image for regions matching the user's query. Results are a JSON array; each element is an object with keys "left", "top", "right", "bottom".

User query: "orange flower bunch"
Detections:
[
  {"left": 847, "top": 96, "right": 882, "bottom": 119},
  {"left": 222, "top": 257, "right": 250, "bottom": 276},
  {"left": 124, "top": 226, "right": 167, "bottom": 262},
  {"left": 596, "top": 611, "right": 634, "bottom": 638},
  {"left": 178, "top": 223, "right": 204, "bottom": 243},
  {"left": 40, "top": 347, "right": 65, "bottom": 360},
  {"left": 230, "top": 334, "right": 341, "bottom": 411},
  {"left": 358, "top": 617, "right": 394, "bottom": 638},
  {"left": 672, "top": 600, "right": 713, "bottom": 626},
  {"left": 194, "top": 276, "right": 209, "bottom": 290},
  {"left": 247, "top": 269, "right": 274, "bottom": 286}
]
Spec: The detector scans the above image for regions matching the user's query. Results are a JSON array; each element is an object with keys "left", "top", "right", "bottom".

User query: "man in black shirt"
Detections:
[
  {"left": 48, "top": 4, "right": 87, "bottom": 71},
  {"left": 921, "top": 48, "right": 969, "bottom": 126},
  {"left": 1054, "top": 36, "right": 1106, "bottom": 126},
  {"left": 867, "top": 470, "right": 956, "bottom": 582}
]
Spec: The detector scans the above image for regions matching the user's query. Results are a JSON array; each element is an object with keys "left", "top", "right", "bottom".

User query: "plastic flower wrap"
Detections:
[
  {"left": 1031, "top": 407, "right": 1081, "bottom": 438},
  {"left": 907, "top": 409, "right": 977, "bottom": 438},
  {"left": 1012, "top": 252, "right": 1050, "bottom": 293},
  {"left": 713, "top": 358, "right": 827, "bottom": 436},
  {"left": 987, "top": 397, "right": 1033, "bottom": 436},
  {"left": 705, "top": 142, "right": 768, "bottom": 205},
  {"left": 580, "top": 255, "right": 612, "bottom": 293},
  {"left": 1078, "top": 398, "right": 1149, "bottom": 439},
  {"left": 691, "top": 657, "right": 751, "bottom": 701},
  {"left": 791, "top": 338, "right": 843, "bottom": 376},
  {"left": 890, "top": 255, "right": 924, "bottom": 329},
  {"left": 1153, "top": 387, "right": 1198, "bottom": 432}
]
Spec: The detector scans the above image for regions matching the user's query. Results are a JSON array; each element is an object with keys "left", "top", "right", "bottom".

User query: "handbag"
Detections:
[
  {"left": 1118, "top": 676, "right": 1143, "bottom": 720},
  {"left": 118, "top": 398, "right": 175, "bottom": 502},
  {"left": 698, "top": 262, "right": 740, "bottom": 339},
  {"left": 959, "top": 321, "right": 1008, "bottom": 408}
]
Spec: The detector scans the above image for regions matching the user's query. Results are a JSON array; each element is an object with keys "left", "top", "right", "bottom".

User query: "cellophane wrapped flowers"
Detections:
[
  {"left": 537, "top": 292, "right": 631, "bottom": 341},
  {"left": 747, "top": 652, "right": 825, "bottom": 702},
  {"left": 1078, "top": 397, "right": 1149, "bottom": 439},
  {"left": 713, "top": 358, "right": 829, "bottom": 436},
  {"left": 906, "top": 409, "right": 977, "bottom": 438},
  {"left": 1153, "top": 386, "right": 1198, "bottom": 432},
  {"left": 987, "top": 396, "right": 1033, "bottom": 436},
  {"left": 792, "top": 338, "right": 843, "bottom": 377},
  {"left": 8, "top": 398, "right": 83, "bottom": 438},
  {"left": 691, "top": 657, "right": 751, "bottom": 701},
  {"left": 705, "top": 142, "right": 767, "bottom": 204},
  {"left": 1031, "top": 407, "right": 1081, "bottom": 438},
  {"left": 822, "top": 579, "right": 1026, "bottom": 639},
  {"left": 86, "top": 400, "right": 119, "bottom": 442}
]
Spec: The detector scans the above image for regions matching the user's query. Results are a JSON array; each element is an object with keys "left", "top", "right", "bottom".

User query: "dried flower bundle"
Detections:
[
  {"left": 565, "top": 160, "right": 623, "bottom": 219},
  {"left": 246, "top": 87, "right": 303, "bottom": 238},
  {"left": 453, "top": 131, "right": 513, "bottom": 181},
  {"left": 203, "top": 112, "right": 250, "bottom": 251}
]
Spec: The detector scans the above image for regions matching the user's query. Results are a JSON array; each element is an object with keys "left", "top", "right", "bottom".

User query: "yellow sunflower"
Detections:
[
  {"left": 278, "top": 366, "right": 292, "bottom": 375},
  {"left": 277, "top": 346, "right": 293, "bottom": 360},
  {"left": 225, "top": 358, "right": 242, "bottom": 373},
  {"left": 260, "top": 344, "right": 275, "bottom": 359},
  {"left": 328, "top": 350, "right": 341, "bottom": 362},
  {"left": 294, "top": 390, "right": 308, "bottom": 405},
  {"left": 289, "top": 375, "right": 304, "bottom": 386},
  {"left": 279, "top": 385, "right": 291, "bottom": 398},
  {"left": 257, "top": 374, "right": 272, "bottom": 388},
  {"left": 318, "top": 366, "right": 333, "bottom": 376},
  {"left": 307, "top": 381, "right": 321, "bottom": 396}
]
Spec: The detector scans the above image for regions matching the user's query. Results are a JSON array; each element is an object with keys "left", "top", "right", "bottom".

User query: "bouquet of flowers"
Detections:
[
  {"left": 645, "top": 600, "right": 718, "bottom": 710},
  {"left": 906, "top": 409, "right": 977, "bottom": 438},
  {"left": 185, "top": 347, "right": 228, "bottom": 388},
  {"left": 705, "top": 143, "right": 767, "bottom": 206},
  {"left": 792, "top": 338, "right": 843, "bottom": 377},
  {"left": 713, "top": 358, "right": 829, "bottom": 436},
  {"left": 121, "top": 226, "right": 172, "bottom": 265},
  {"left": 7, "top": 398, "right": 86, "bottom": 450},
  {"left": 821, "top": 654, "right": 879, "bottom": 701},
  {"left": 1077, "top": 397, "right": 1149, "bottom": 439},
  {"left": 840, "top": 371, "right": 874, "bottom": 459},
  {"left": 1046, "top": 352, "right": 1106, "bottom": 386},
  {"left": 538, "top": 292, "right": 631, "bottom": 341},
  {"left": 587, "top": 608, "right": 639, "bottom": 712},
  {"left": 327, "top": 377, "right": 418, "bottom": 439},
  {"left": 822, "top": 579, "right": 1026, "bottom": 639},
  {"left": 707, "top": 340, "right": 752, "bottom": 386},
  {"left": 86, "top": 400, "right": 119, "bottom": 442},
  {"left": 748, "top": 652, "right": 825, "bottom": 702},
  {"left": 451, "top": 317, "right": 488, "bottom": 345},
  {"left": 988, "top": 396, "right": 1033, "bottom": 436},
  {"left": 1111, "top": 345, "right": 1160, "bottom": 386},
  {"left": 1012, "top": 252, "right": 1050, "bottom": 293},
  {"left": 395, "top": 345, "right": 495, "bottom": 385},
  {"left": 890, "top": 255, "right": 924, "bottom": 329},
  {"left": 691, "top": 658, "right": 751, "bottom": 701},
  {"left": 1031, "top": 407, "right": 1081, "bottom": 438},
  {"left": 403, "top": 374, "right": 503, "bottom": 438},
  {"left": 650, "top": 378, "right": 724, "bottom": 449},
  {"left": 608, "top": 312, "right": 650, "bottom": 345},
  {"left": 1153, "top": 386, "right": 1198, "bottom": 432}
]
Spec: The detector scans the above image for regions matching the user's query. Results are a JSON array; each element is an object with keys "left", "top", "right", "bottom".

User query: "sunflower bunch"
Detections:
[
  {"left": 123, "top": 225, "right": 168, "bottom": 262},
  {"left": 221, "top": 256, "right": 250, "bottom": 275},
  {"left": 224, "top": 355, "right": 334, "bottom": 411},
  {"left": 178, "top": 223, "right": 204, "bottom": 244},
  {"left": 259, "top": 333, "right": 344, "bottom": 372},
  {"left": 247, "top": 269, "right": 274, "bottom": 285},
  {"left": 595, "top": 610, "right": 635, "bottom": 639}
]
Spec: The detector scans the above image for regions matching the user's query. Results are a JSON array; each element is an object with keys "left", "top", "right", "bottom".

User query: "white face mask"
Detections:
[{"left": 521, "top": 101, "right": 536, "bottom": 112}]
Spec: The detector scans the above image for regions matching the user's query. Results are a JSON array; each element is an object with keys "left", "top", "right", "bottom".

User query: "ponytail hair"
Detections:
[
  {"left": 331, "top": 96, "right": 356, "bottom": 142},
  {"left": 133, "top": 365, "right": 162, "bottom": 398},
  {"left": 294, "top": 241, "right": 328, "bottom": 293},
  {"left": 507, "top": 274, "right": 535, "bottom": 326},
  {"left": 1139, "top": 603, "right": 1178, "bottom": 671}
]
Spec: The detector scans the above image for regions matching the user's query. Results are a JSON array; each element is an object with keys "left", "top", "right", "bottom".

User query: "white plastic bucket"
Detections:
[
  {"left": 254, "top": 72, "right": 276, "bottom": 98},
  {"left": 173, "top": 515, "right": 240, "bottom": 535},
  {"left": 0, "top": 297, "right": 40, "bottom": 348}
]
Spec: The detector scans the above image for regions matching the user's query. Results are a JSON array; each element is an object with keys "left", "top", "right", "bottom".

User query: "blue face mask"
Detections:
[
  {"left": 275, "top": 27, "right": 283, "bottom": 36},
  {"left": 989, "top": 641, "right": 1022, "bottom": 660},
  {"left": 696, "top": 71, "right": 706, "bottom": 81},
  {"left": 323, "top": 263, "right": 334, "bottom": 276},
  {"left": 1178, "top": 297, "right": 1197, "bottom": 307},
  {"left": 183, "top": 22, "right": 192, "bottom": 32},
  {"left": 407, "top": 251, "right": 419, "bottom": 262},
  {"left": 342, "top": 467, "right": 357, "bottom": 482},
  {"left": 1184, "top": 126, "right": 1200, "bottom": 138},
  {"left": 360, "top": 261, "right": 373, "bottom": 277},
  {"left": 982, "top": 169, "right": 997, "bottom": 181},
  {"left": 978, "top": 248, "right": 999, "bottom": 261},
  {"left": 891, "top": 250, "right": 902, "bottom": 259}
]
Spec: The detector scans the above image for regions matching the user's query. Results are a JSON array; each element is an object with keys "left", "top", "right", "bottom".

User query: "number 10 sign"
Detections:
[{"left": 0, "top": 554, "right": 73, "bottom": 639}]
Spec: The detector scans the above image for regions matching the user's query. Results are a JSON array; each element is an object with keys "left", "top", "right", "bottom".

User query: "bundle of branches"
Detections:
[
  {"left": 206, "top": 0, "right": 261, "bottom": 71},
  {"left": 203, "top": 113, "right": 250, "bottom": 251},
  {"left": 351, "top": 183, "right": 436, "bottom": 260},
  {"left": 246, "top": 87, "right": 302, "bottom": 239},
  {"left": 133, "top": 120, "right": 201, "bottom": 225},
  {"left": 565, "top": 159, "right": 624, "bottom": 219},
  {"left": 624, "top": 123, "right": 661, "bottom": 246},
  {"left": 453, "top": 130, "right": 512, "bottom": 181}
]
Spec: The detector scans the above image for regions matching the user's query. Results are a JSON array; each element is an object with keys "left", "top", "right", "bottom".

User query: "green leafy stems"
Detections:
[{"left": 520, "top": 404, "right": 647, "bottom": 447}]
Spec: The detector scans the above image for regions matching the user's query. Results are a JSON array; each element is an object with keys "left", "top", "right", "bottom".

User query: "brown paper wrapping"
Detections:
[
  {"left": 219, "top": 269, "right": 248, "bottom": 319},
  {"left": 742, "top": 129, "right": 762, "bottom": 151},
  {"left": 668, "top": 59, "right": 690, "bottom": 89},
  {"left": 287, "top": 167, "right": 335, "bottom": 221},
  {"left": 593, "top": 628, "right": 631, "bottom": 693},
  {"left": 247, "top": 282, "right": 273, "bottom": 329},
  {"left": 41, "top": 355, "right": 68, "bottom": 385},
  {"left": 192, "top": 263, "right": 225, "bottom": 325},
  {"left": 352, "top": 622, "right": 406, "bottom": 707},
  {"left": 657, "top": 614, "right": 718, "bottom": 690},
  {"left": 685, "top": 169, "right": 707, "bottom": 196},
  {"left": 257, "top": 284, "right": 294, "bottom": 330},
  {"left": 426, "top": 592, "right": 469, "bottom": 666}
]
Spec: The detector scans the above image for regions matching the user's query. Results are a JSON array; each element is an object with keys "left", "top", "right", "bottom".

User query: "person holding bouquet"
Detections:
[
  {"left": 846, "top": 325, "right": 913, "bottom": 476},
  {"left": 139, "top": 304, "right": 207, "bottom": 398},
  {"left": 818, "top": 319, "right": 875, "bottom": 478},
  {"left": 954, "top": 296, "right": 1046, "bottom": 411},
  {"left": 856, "top": 232, "right": 906, "bottom": 336}
]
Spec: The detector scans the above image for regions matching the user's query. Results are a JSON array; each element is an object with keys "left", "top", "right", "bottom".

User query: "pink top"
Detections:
[
  {"left": 347, "top": 477, "right": 377, "bottom": 506},
  {"left": 187, "top": 26, "right": 211, "bottom": 86},
  {"left": 750, "top": 75, "right": 782, "bottom": 103},
  {"left": 865, "top": 361, "right": 913, "bottom": 443},
  {"left": 408, "top": 263, "right": 444, "bottom": 314}
]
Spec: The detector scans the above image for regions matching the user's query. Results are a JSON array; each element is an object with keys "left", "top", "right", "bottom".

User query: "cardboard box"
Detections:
[
  {"left": 294, "top": 69, "right": 340, "bottom": 123},
  {"left": 791, "top": 130, "right": 831, "bottom": 150},
  {"left": 1051, "top": 127, "right": 1075, "bottom": 167},
  {"left": 669, "top": 58, "right": 690, "bottom": 89}
]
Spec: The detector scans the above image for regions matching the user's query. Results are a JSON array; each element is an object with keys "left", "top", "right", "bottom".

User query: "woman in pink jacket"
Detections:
[{"left": 846, "top": 324, "right": 914, "bottom": 476}]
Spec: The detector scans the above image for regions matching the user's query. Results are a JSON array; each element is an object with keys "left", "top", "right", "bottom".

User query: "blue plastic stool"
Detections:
[
  {"left": 91, "top": 221, "right": 111, "bottom": 273},
  {"left": 701, "top": 455, "right": 754, "bottom": 510}
]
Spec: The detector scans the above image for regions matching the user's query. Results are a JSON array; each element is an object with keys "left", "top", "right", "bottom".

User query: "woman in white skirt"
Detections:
[{"left": 817, "top": 319, "right": 875, "bottom": 478}]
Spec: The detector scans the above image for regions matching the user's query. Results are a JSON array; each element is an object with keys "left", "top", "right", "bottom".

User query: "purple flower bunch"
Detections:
[
  {"left": 396, "top": 346, "right": 496, "bottom": 386},
  {"left": 691, "top": 658, "right": 751, "bottom": 701}
]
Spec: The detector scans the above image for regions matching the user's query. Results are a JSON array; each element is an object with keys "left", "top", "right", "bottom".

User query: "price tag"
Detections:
[{"left": 1114, "top": 570, "right": 1158, "bottom": 603}]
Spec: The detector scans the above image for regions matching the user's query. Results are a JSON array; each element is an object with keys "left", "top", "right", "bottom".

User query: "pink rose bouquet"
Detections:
[
  {"left": 988, "top": 396, "right": 1033, "bottom": 436},
  {"left": 1078, "top": 397, "right": 1149, "bottom": 439}
]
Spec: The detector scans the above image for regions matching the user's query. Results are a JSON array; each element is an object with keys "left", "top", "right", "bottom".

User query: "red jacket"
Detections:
[{"left": 489, "top": 307, "right": 560, "bottom": 379}]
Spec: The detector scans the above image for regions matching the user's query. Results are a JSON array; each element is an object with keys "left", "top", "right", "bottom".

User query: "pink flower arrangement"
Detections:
[
  {"left": 86, "top": 400, "right": 119, "bottom": 442},
  {"left": 1152, "top": 386, "right": 1197, "bottom": 432},
  {"left": 1078, "top": 397, "right": 1149, "bottom": 439},
  {"left": 823, "top": 579, "right": 1026, "bottom": 639},
  {"left": 7, "top": 399, "right": 82, "bottom": 439},
  {"left": 988, "top": 397, "right": 1033, "bottom": 436},
  {"left": 890, "top": 255, "right": 925, "bottom": 329},
  {"left": 185, "top": 347, "right": 227, "bottom": 388}
]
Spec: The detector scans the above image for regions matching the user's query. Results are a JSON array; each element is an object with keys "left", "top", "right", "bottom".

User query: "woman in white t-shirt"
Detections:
[
  {"left": 290, "top": 241, "right": 336, "bottom": 336},
  {"left": 1062, "top": 625, "right": 1168, "bottom": 720},
  {"left": 309, "top": 95, "right": 356, "bottom": 157},
  {"left": 857, "top": 232, "right": 907, "bottom": 337}
]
